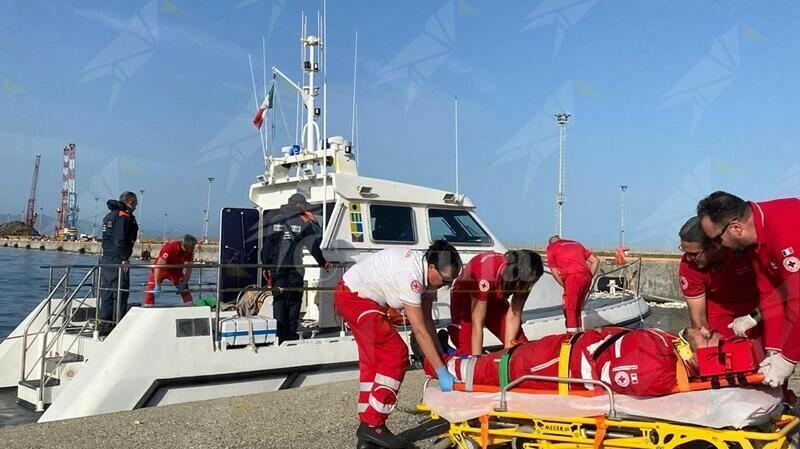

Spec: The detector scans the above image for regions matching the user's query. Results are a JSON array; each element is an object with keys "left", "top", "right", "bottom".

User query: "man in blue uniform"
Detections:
[
  {"left": 262, "top": 193, "right": 331, "bottom": 342},
  {"left": 98, "top": 191, "right": 139, "bottom": 334}
]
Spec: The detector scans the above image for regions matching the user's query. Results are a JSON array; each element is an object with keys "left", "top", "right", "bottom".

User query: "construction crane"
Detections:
[
  {"left": 55, "top": 144, "right": 79, "bottom": 240},
  {"left": 24, "top": 154, "right": 42, "bottom": 229}
]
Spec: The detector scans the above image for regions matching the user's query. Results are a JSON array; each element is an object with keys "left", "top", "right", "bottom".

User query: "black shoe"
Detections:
[{"left": 357, "top": 423, "right": 406, "bottom": 449}]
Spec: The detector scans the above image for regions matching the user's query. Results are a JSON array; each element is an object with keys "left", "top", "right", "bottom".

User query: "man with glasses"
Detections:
[
  {"left": 677, "top": 217, "right": 760, "bottom": 339},
  {"left": 334, "top": 241, "right": 462, "bottom": 449},
  {"left": 448, "top": 250, "right": 544, "bottom": 356},
  {"left": 697, "top": 192, "right": 800, "bottom": 388},
  {"left": 546, "top": 236, "right": 600, "bottom": 333}
]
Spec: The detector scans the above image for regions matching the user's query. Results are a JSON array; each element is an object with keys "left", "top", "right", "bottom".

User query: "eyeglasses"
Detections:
[
  {"left": 436, "top": 267, "right": 455, "bottom": 287},
  {"left": 679, "top": 244, "right": 704, "bottom": 260},
  {"left": 711, "top": 219, "right": 736, "bottom": 244}
]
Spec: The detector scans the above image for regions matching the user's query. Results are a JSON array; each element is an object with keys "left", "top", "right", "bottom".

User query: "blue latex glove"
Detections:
[
  {"left": 435, "top": 366, "right": 455, "bottom": 392},
  {"left": 175, "top": 283, "right": 187, "bottom": 294},
  {"left": 152, "top": 283, "right": 161, "bottom": 298}
]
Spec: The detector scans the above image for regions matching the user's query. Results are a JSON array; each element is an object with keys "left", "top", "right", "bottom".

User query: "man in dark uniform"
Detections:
[
  {"left": 262, "top": 193, "right": 331, "bottom": 342},
  {"left": 99, "top": 191, "right": 139, "bottom": 333}
]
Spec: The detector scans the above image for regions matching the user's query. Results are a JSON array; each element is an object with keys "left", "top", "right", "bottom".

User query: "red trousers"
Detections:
[
  {"left": 334, "top": 281, "right": 409, "bottom": 427},
  {"left": 561, "top": 272, "right": 592, "bottom": 329},
  {"left": 143, "top": 272, "right": 193, "bottom": 306},
  {"left": 449, "top": 287, "right": 528, "bottom": 356}
]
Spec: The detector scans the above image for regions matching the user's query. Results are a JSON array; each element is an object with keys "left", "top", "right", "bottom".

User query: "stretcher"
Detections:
[{"left": 418, "top": 375, "right": 800, "bottom": 449}]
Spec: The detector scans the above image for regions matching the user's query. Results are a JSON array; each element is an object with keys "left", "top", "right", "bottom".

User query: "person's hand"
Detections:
[
  {"left": 152, "top": 284, "right": 161, "bottom": 298},
  {"left": 435, "top": 366, "right": 456, "bottom": 392},
  {"left": 728, "top": 314, "right": 758, "bottom": 337},
  {"left": 759, "top": 353, "right": 796, "bottom": 388},
  {"left": 322, "top": 262, "right": 333, "bottom": 272},
  {"left": 121, "top": 260, "right": 129, "bottom": 273},
  {"left": 175, "top": 283, "right": 188, "bottom": 294}
]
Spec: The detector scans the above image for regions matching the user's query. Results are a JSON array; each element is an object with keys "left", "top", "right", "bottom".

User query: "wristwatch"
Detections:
[{"left": 748, "top": 308, "right": 761, "bottom": 323}]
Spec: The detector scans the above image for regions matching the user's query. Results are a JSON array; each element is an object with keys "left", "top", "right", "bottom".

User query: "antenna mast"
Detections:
[
  {"left": 351, "top": 31, "right": 358, "bottom": 166},
  {"left": 554, "top": 113, "right": 570, "bottom": 236},
  {"left": 454, "top": 97, "right": 459, "bottom": 195}
]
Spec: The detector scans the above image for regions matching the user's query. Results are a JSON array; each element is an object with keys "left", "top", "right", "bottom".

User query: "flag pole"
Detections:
[
  {"left": 249, "top": 54, "right": 267, "bottom": 160},
  {"left": 262, "top": 35, "right": 269, "bottom": 160}
]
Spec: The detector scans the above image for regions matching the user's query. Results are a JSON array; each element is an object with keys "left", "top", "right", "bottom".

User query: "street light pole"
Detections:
[
  {"left": 138, "top": 189, "right": 145, "bottom": 242},
  {"left": 619, "top": 185, "right": 628, "bottom": 247},
  {"left": 162, "top": 213, "right": 168, "bottom": 243},
  {"left": 202, "top": 177, "right": 215, "bottom": 243},
  {"left": 93, "top": 197, "right": 99, "bottom": 238},
  {"left": 554, "top": 113, "right": 570, "bottom": 236}
]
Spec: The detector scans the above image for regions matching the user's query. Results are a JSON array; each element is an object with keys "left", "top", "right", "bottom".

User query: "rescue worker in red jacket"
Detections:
[
  {"left": 144, "top": 234, "right": 197, "bottom": 306},
  {"left": 449, "top": 250, "right": 544, "bottom": 356},
  {"left": 335, "top": 241, "right": 462, "bottom": 449},
  {"left": 697, "top": 192, "right": 800, "bottom": 388},
  {"left": 677, "top": 217, "right": 761, "bottom": 339},
  {"left": 546, "top": 236, "right": 599, "bottom": 332}
]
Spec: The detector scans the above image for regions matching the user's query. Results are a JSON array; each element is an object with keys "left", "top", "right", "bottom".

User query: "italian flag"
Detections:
[{"left": 252, "top": 84, "right": 274, "bottom": 129}]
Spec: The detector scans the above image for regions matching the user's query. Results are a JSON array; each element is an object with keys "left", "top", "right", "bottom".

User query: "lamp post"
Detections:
[
  {"left": 138, "top": 189, "right": 145, "bottom": 242},
  {"left": 162, "top": 213, "right": 168, "bottom": 243},
  {"left": 554, "top": 113, "right": 570, "bottom": 236},
  {"left": 202, "top": 177, "right": 215, "bottom": 243},
  {"left": 619, "top": 185, "right": 628, "bottom": 247},
  {"left": 92, "top": 197, "right": 99, "bottom": 238}
]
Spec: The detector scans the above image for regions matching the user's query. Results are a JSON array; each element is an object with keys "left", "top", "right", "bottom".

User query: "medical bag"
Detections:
[{"left": 695, "top": 337, "right": 764, "bottom": 378}]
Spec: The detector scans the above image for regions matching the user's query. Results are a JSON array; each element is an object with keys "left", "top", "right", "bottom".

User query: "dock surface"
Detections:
[{"left": 0, "top": 371, "right": 434, "bottom": 449}]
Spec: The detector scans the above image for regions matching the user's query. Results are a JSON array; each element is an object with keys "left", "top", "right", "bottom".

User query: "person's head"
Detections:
[
  {"left": 696, "top": 191, "right": 755, "bottom": 250},
  {"left": 502, "top": 250, "right": 544, "bottom": 297},
  {"left": 181, "top": 234, "right": 198, "bottom": 253},
  {"left": 679, "top": 327, "right": 723, "bottom": 372},
  {"left": 548, "top": 235, "right": 561, "bottom": 245},
  {"left": 424, "top": 240, "right": 462, "bottom": 289},
  {"left": 287, "top": 192, "right": 311, "bottom": 212},
  {"left": 119, "top": 191, "right": 138, "bottom": 212},
  {"left": 678, "top": 216, "right": 719, "bottom": 268}
]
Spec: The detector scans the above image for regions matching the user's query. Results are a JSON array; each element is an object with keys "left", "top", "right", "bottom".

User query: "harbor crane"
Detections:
[{"left": 24, "top": 154, "right": 42, "bottom": 229}]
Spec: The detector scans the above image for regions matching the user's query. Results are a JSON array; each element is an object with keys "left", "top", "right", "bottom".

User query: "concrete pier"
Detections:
[{"left": 0, "top": 239, "right": 220, "bottom": 263}]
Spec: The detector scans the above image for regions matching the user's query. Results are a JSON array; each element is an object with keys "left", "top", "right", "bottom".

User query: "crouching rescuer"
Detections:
[
  {"left": 335, "top": 241, "right": 462, "bottom": 449},
  {"left": 144, "top": 234, "right": 197, "bottom": 306}
]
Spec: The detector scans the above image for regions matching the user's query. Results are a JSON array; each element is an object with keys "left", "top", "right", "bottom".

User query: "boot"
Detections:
[{"left": 357, "top": 422, "right": 406, "bottom": 449}]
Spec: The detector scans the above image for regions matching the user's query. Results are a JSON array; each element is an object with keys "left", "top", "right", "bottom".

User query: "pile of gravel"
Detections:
[{"left": 0, "top": 221, "right": 39, "bottom": 237}]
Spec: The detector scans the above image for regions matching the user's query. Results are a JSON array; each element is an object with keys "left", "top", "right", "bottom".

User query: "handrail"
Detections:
[
  {"left": 20, "top": 272, "right": 68, "bottom": 383},
  {"left": 39, "top": 263, "right": 353, "bottom": 269},
  {"left": 590, "top": 257, "right": 642, "bottom": 293},
  {"left": 494, "top": 374, "right": 618, "bottom": 419},
  {"left": 26, "top": 268, "right": 95, "bottom": 387}
]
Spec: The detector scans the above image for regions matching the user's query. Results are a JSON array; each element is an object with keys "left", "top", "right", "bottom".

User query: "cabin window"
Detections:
[
  {"left": 308, "top": 201, "right": 337, "bottom": 226},
  {"left": 369, "top": 205, "right": 415, "bottom": 243},
  {"left": 428, "top": 209, "right": 492, "bottom": 245}
]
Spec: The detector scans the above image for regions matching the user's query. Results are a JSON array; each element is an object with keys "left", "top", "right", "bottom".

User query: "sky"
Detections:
[{"left": 1, "top": 0, "right": 799, "bottom": 250}]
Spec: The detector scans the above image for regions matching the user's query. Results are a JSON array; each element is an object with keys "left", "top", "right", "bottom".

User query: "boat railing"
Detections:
[
  {"left": 37, "top": 261, "right": 352, "bottom": 344},
  {"left": 590, "top": 257, "right": 643, "bottom": 298}
]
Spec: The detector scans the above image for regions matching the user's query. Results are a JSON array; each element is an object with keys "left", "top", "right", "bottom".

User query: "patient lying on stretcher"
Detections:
[{"left": 424, "top": 326, "right": 764, "bottom": 397}]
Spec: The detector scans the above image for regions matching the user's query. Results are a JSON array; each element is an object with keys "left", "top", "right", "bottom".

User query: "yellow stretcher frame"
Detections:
[{"left": 417, "top": 374, "right": 800, "bottom": 449}]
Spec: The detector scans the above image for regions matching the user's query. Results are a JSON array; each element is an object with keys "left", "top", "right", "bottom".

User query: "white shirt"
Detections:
[{"left": 343, "top": 247, "right": 427, "bottom": 310}]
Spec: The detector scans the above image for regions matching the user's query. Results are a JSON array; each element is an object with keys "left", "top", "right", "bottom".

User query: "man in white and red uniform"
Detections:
[
  {"left": 335, "top": 242, "right": 462, "bottom": 449},
  {"left": 677, "top": 217, "right": 761, "bottom": 339},
  {"left": 698, "top": 192, "right": 800, "bottom": 388},
  {"left": 449, "top": 250, "right": 544, "bottom": 355},
  {"left": 143, "top": 235, "right": 196, "bottom": 306},
  {"left": 546, "top": 236, "right": 599, "bottom": 332}
]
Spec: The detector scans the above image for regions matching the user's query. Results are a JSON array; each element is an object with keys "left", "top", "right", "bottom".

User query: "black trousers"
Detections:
[
  {"left": 99, "top": 256, "right": 130, "bottom": 323},
  {"left": 272, "top": 270, "right": 305, "bottom": 342}
]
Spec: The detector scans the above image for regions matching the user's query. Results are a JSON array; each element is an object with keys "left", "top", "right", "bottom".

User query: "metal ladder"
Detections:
[{"left": 18, "top": 266, "right": 99, "bottom": 411}]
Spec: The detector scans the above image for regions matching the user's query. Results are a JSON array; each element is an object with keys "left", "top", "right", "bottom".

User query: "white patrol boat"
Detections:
[{"left": 0, "top": 14, "right": 648, "bottom": 425}]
